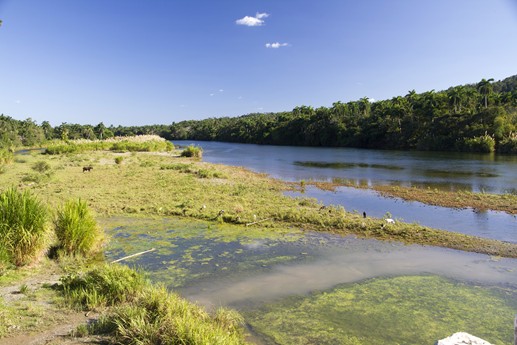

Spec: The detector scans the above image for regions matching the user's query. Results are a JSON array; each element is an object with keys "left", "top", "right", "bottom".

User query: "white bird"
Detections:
[{"left": 385, "top": 218, "right": 395, "bottom": 224}]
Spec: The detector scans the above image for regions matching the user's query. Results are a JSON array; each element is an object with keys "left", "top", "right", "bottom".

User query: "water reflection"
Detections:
[
  {"left": 173, "top": 140, "right": 517, "bottom": 194},
  {"left": 287, "top": 186, "right": 517, "bottom": 243}
]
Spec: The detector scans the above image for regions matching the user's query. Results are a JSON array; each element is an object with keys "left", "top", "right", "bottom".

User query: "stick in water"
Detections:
[{"left": 111, "top": 248, "right": 156, "bottom": 263}]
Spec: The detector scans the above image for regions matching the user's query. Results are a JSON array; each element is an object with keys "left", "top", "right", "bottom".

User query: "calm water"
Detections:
[
  {"left": 174, "top": 140, "right": 517, "bottom": 194},
  {"left": 174, "top": 140, "right": 517, "bottom": 243},
  {"left": 104, "top": 217, "right": 517, "bottom": 345}
]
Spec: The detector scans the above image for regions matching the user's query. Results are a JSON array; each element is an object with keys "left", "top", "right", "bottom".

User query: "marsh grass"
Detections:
[
  {"left": 54, "top": 199, "right": 104, "bottom": 257},
  {"left": 61, "top": 264, "right": 247, "bottom": 344},
  {"left": 0, "top": 188, "right": 50, "bottom": 266},
  {"left": 45, "top": 136, "right": 174, "bottom": 155},
  {"left": 32, "top": 161, "right": 51, "bottom": 173},
  {"left": 180, "top": 145, "right": 203, "bottom": 158},
  {"left": 0, "top": 148, "right": 14, "bottom": 164},
  {"left": 114, "top": 156, "right": 124, "bottom": 165}
]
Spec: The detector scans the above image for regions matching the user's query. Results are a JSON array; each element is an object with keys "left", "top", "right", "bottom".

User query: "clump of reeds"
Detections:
[
  {"left": 180, "top": 145, "right": 203, "bottom": 158},
  {"left": 54, "top": 199, "right": 103, "bottom": 257},
  {"left": 62, "top": 264, "right": 247, "bottom": 344},
  {"left": 0, "top": 188, "right": 50, "bottom": 266},
  {"left": 45, "top": 136, "right": 174, "bottom": 155},
  {"left": 0, "top": 148, "right": 14, "bottom": 164}
]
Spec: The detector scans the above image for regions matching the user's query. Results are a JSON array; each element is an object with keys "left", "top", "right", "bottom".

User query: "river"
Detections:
[{"left": 173, "top": 140, "right": 517, "bottom": 243}]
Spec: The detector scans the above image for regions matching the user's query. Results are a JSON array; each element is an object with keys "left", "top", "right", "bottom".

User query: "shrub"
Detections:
[
  {"left": 497, "top": 133, "right": 517, "bottom": 154},
  {"left": 0, "top": 188, "right": 49, "bottom": 266},
  {"left": 180, "top": 145, "right": 203, "bottom": 158},
  {"left": 0, "top": 148, "right": 14, "bottom": 164},
  {"left": 458, "top": 134, "right": 495, "bottom": 153},
  {"left": 54, "top": 199, "right": 103, "bottom": 257},
  {"left": 114, "top": 156, "right": 124, "bottom": 165},
  {"left": 32, "top": 161, "right": 51, "bottom": 173}
]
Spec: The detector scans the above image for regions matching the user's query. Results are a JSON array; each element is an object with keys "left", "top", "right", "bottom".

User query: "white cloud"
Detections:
[
  {"left": 265, "top": 42, "right": 289, "bottom": 49},
  {"left": 210, "top": 93, "right": 215, "bottom": 97},
  {"left": 236, "top": 12, "right": 270, "bottom": 26},
  {"left": 219, "top": 89, "right": 224, "bottom": 92},
  {"left": 14, "top": 100, "right": 21, "bottom": 104},
  {"left": 368, "top": 98, "right": 376, "bottom": 103},
  {"left": 256, "top": 12, "right": 269, "bottom": 19}
]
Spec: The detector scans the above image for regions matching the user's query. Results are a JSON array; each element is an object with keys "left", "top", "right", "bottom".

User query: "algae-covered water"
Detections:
[{"left": 101, "top": 216, "right": 517, "bottom": 345}]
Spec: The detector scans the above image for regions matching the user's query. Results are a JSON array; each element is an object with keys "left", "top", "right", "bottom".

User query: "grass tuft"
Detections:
[
  {"left": 180, "top": 145, "right": 203, "bottom": 158},
  {"left": 0, "top": 187, "right": 50, "bottom": 266},
  {"left": 54, "top": 199, "right": 104, "bottom": 257}
]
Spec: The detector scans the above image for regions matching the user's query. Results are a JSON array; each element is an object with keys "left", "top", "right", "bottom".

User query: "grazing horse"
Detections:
[{"left": 83, "top": 166, "right": 93, "bottom": 172}]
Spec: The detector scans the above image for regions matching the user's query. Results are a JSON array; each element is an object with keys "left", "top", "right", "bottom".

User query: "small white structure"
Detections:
[
  {"left": 385, "top": 218, "right": 395, "bottom": 224},
  {"left": 436, "top": 332, "right": 492, "bottom": 345}
]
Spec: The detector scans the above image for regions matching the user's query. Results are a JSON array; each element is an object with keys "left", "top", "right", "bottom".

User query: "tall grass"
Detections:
[
  {"left": 54, "top": 199, "right": 103, "bottom": 257},
  {"left": 0, "top": 188, "right": 49, "bottom": 266},
  {"left": 180, "top": 145, "right": 203, "bottom": 158},
  {"left": 45, "top": 136, "right": 174, "bottom": 155},
  {"left": 62, "top": 264, "right": 247, "bottom": 344},
  {"left": 0, "top": 148, "right": 14, "bottom": 164}
]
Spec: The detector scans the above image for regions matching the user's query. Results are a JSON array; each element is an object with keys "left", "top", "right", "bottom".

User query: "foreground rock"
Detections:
[{"left": 436, "top": 332, "right": 492, "bottom": 345}]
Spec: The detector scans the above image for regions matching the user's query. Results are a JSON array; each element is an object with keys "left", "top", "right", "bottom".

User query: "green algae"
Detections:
[
  {"left": 99, "top": 216, "right": 306, "bottom": 288},
  {"left": 246, "top": 275, "right": 517, "bottom": 345}
]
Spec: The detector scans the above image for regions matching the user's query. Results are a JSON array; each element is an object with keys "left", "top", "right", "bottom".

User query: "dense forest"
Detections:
[{"left": 1, "top": 75, "right": 517, "bottom": 153}]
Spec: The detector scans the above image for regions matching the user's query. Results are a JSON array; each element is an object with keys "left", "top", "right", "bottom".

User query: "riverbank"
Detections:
[
  {"left": 4, "top": 148, "right": 517, "bottom": 257},
  {"left": 307, "top": 180, "right": 517, "bottom": 215}
]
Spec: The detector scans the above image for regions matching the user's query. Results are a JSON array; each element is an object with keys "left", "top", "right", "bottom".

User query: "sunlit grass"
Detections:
[
  {"left": 0, "top": 188, "right": 50, "bottom": 266},
  {"left": 54, "top": 199, "right": 104, "bottom": 257},
  {"left": 62, "top": 264, "right": 247, "bottom": 344}
]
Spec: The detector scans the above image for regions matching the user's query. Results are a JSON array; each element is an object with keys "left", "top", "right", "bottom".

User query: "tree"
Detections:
[{"left": 477, "top": 78, "right": 494, "bottom": 108}]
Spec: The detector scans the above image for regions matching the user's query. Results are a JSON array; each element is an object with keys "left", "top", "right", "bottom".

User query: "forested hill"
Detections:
[
  {"left": 169, "top": 75, "right": 517, "bottom": 153},
  {"left": 1, "top": 75, "right": 517, "bottom": 153}
]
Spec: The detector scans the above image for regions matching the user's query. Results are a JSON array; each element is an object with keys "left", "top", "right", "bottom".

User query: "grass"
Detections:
[
  {"left": 54, "top": 199, "right": 104, "bottom": 257},
  {"left": 61, "top": 264, "right": 247, "bottom": 344},
  {"left": 305, "top": 180, "right": 517, "bottom": 215},
  {"left": 0, "top": 188, "right": 50, "bottom": 266},
  {"left": 180, "top": 145, "right": 203, "bottom": 158},
  {"left": 1, "top": 150, "right": 516, "bottom": 257},
  {"left": 44, "top": 136, "right": 174, "bottom": 155}
]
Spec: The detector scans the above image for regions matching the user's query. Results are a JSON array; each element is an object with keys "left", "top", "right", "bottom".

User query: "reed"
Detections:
[
  {"left": 180, "top": 145, "right": 203, "bottom": 158},
  {"left": 0, "top": 187, "right": 49, "bottom": 266},
  {"left": 54, "top": 199, "right": 103, "bottom": 257}
]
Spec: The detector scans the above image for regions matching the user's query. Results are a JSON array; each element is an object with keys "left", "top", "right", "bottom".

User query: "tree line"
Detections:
[
  {"left": 1, "top": 75, "right": 517, "bottom": 153},
  {"left": 168, "top": 76, "right": 517, "bottom": 153}
]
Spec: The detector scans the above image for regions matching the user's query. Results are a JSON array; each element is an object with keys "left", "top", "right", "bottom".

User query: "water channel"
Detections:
[
  {"left": 105, "top": 141, "right": 517, "bottom": 344},
  {"left": 174, "top": 140, "right": 517, "bottom": 243}
]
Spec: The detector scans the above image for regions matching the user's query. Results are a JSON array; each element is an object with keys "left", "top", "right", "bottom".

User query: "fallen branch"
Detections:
[
  {"left": 111, "top": 248, "right": 156, "bottom": 263},
  {"left": 246, "top": 218, "right": 272, "bottom": 227}
]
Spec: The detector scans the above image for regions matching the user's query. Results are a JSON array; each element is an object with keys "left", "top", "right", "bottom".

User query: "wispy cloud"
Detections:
[
  {"left": 219, "top": 89, "right": 224, "bottom": 92},
  {"left": 14, "top": 99, "right": 21, "bottom": 104},
  {"left": 209, "top": 93, "right": 215, "bottom": 97},
  {"left": 265, "top": 42, "right": 289, "bottom": 49},
  {"left": 236, "top": 12, "right": 269, "bottom": 27}
]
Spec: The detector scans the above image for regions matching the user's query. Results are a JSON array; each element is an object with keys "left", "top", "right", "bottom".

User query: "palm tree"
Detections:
[
  {"left": 447, "top": 86, "right": 465, "bottom": 113},
  {"left": 477, "top": 78, "right": 494, "bottom": 108}
]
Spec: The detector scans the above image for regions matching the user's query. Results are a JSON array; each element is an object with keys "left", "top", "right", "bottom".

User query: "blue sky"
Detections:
[{"left": 1, "top": 0, "right": 517, "bottom": 126}]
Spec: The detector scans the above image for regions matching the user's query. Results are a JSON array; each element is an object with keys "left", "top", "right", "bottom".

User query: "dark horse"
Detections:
[{"left": 82, "top": 166, "right": 93, "bottom": 172}]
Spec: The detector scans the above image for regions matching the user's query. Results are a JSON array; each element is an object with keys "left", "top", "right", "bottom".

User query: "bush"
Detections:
[
  {"left": 54, "top": 199, "right": 103, "bottom": 257},
  {"left": 0, "top": 188, "right": 49, "bottom": 266},
  {"left": 497, "top": 133, "right": 517, "bottom": 154},
  {"left": 0, "top": 148, "right": 14, "bottom": 164},
  {"left": 114, "top": 156, "right": 124, "bottom": 165},
  {"left": 32, "top": 161, "right": 51, "bottom": 173},
  {"left": 180, "top": 145, "right": 203, "bottom": 158},
  {"left": 458, "top": 134, "right": 495, "bottom": 153}
]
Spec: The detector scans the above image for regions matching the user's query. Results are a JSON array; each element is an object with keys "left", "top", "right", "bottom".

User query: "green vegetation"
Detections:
[
  {"left": 31, "top": 160, "right": 51, "bottom": 173},
  {"left": 169, "top": 76, "right": 517, "bottom": 153},
  {"left": 114, "top": 156, "right": 124, "bottom": 165},
  {"left": 61, "top": 264, "right": 247, "bottom": 344},
  {"left": 247, "top": 275, "right": 517, "bottom": 345},
  {"left": 54, "top": 199, "right": 104, "bottom": 257},
  {"left": 181, "top": 145, "right": 203, "bottom": 158},
  {"left": 0, "top": 188, "right": 49, "bottom": 267},
  {"left": 44, "top": 135, "right": 174, "bottom": 155}
]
